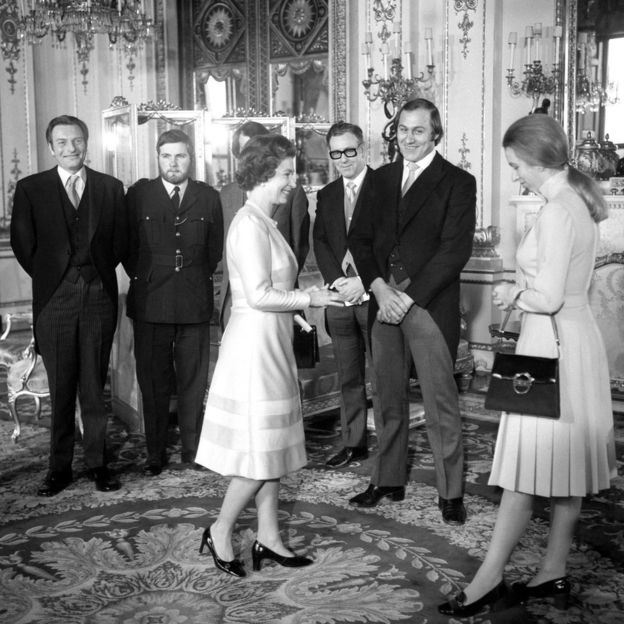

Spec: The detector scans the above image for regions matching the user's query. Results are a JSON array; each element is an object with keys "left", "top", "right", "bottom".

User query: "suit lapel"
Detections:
[
  {"left": 349, "top": 166, "right": 371, "bottom": 234},
  {"left": 398, "top": 153, "right": 445, "bottom": 232},
  {"left": 84, "top": 167, "right": 102, "bottom": 243}
]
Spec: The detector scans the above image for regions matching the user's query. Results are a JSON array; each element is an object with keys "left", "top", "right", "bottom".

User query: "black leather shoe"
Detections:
[
  {"left": 510, "top": 576, "right": 571, "bottom": 610},
  {"left": 37, "top": 472, "right": 72, "bottom": 497},
  {"left": 438, "top": 497, "right": 467, "bottom": 525},
  {"left": 326, "top": 446, "right": 368, "bottom": 468},
  {"left": 199, "top": 527, "right": 246, "bottom": 578},
  {"left": 143, "top": 462, "right": 163, "bottom": 477},
  {"left": 88, "top": 467, "right": 121, "bottom": 492},
  {"left": 349, "top": 484, "right": 405, "bottom": 507},
  {"left": 251, "top": 540, "right": 313, "bottom": 571},
  {"left": 438, "top": 579, "right": 509, "bottom": 617}
]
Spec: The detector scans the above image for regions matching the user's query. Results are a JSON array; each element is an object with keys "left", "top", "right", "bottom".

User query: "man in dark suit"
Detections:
[
  {"left": 218, "top": 121, "right": 310, "bottom": 329},
  {"left": 313, "top": 121, "right": 380, "bottom": 468},
  {"left": 350, "top": 99, "right": 476, "bottom": 525},
  {"left": 125, "top": 129, "right": 223, "bottom": 476},
  {"left": 11, "top": 115, "right": 127, "bottom": 496}
]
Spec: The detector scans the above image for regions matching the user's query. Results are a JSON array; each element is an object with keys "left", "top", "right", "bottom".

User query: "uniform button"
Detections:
[
  {"left": 176, "top": 249, "right": 181, "bottom": 253},
  {"left": 175, "top": 267, "right": 180, "bottom": 272},
  {"left": 176, "top": 232, "right": 181, "bottom": 237}
]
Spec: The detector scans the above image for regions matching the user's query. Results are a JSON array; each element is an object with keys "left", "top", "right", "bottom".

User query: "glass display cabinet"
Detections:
[{"left": 101, "top": 105, "right": 208, "bottom": 188}]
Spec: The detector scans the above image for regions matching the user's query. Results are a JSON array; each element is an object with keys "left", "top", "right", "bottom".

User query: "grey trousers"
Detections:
[{"left": 371, "top": 305, "right": 464, "bottom": 499}]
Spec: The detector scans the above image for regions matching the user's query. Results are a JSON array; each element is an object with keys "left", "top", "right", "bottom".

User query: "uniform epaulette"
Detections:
[{"left": 131, "top": 178, "right": 150, "bottom": 188}]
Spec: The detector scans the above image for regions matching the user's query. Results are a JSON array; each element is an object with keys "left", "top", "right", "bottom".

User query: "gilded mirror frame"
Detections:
[{"left": 561, "top": 0, "right": 578, "bottom": 159}]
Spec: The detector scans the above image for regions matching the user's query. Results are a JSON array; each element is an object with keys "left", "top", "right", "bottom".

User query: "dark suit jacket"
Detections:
[
  {"left": 351, "top": 152, "right": 476, "bottom": 359},
  {"left": 313, "top": 167, "right": 372, "bottom": 285},
  {"left": 124, "top": 177, "right": 223, "bottom": 324},
  {"left": 10, "top": 166, "right": 127, "bottom": 335}
]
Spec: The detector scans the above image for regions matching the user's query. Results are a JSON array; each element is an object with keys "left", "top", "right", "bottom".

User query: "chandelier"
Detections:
[
  {"left": 575, "top": 31, "right": 619, "bottom": 114},
  {"left": 15, "top": 1, "right": 152, "bottom": 89},
  {"left": 506, "top": 23, "right": 563, "bottom": 111}
]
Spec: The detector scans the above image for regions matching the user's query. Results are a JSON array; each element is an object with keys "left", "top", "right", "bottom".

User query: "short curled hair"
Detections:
[{"left": 235, "top": 134, "right": 296, "bottom": 191}]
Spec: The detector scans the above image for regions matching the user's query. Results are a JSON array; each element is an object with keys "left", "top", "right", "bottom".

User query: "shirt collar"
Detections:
[
  {"left": 343, "top": 166, "right": 367, "bottom": 193},
  {"left": 403, "top": 149, "right": 436, "bottom": 175},
  {"left": 57, "top": 166, "right": 85, "bottom": 186},
  {"left": 161, "top": 178, "right": 189, "bottom": 196}
]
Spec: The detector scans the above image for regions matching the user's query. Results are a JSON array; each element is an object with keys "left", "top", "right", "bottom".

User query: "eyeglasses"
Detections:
[{"left": 329, "top": 146, "right": 361, "bottom": 160}]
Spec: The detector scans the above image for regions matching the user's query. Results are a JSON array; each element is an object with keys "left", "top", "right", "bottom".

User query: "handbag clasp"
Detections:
[{"left": 512, "top": 372, "right": 534, "bottom": 394}]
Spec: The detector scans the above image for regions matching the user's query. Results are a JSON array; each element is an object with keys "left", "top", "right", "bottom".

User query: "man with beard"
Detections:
[{"left": 125, "top": 129, "right": 223, "bottom": 475}]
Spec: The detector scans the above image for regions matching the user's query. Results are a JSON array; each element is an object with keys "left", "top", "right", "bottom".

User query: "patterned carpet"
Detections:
[{"left": 1, "top": 343, "right": 623, "bottom": 623}]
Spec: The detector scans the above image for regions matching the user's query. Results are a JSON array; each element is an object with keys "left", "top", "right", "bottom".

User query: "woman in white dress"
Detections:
[
  {"left": 195, "top": 134, "right": 342, "bottom": 578},
  {"left": 439, "top": 115, "right": 617, "bottom": 617}
]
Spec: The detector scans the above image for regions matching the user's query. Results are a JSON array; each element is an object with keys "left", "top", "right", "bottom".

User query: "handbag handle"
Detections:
[{"left": 499, "top": 309, "right": 561, "bottom": 358}]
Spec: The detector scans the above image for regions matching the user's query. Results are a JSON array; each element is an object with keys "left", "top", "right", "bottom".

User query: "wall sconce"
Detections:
[
  {"left": 506, "top": 23, "right": 562, "bottom": 110},
  {"left": 361, "top": 23, "right": 435, "bottom": 116},
  {"left": 575, "top": 31, "right": 619, "bottom": 114}
]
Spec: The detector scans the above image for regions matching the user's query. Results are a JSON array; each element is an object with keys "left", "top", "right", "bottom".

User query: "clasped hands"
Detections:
[
  {"left": 372, "top": 279, "right": 414, "bottom": 324},
  {"left": 305, "top": 284, "right": 346, "bottom": 308},
  {"left": 492, "top": 281, "right": 516, "bottom": 310}
]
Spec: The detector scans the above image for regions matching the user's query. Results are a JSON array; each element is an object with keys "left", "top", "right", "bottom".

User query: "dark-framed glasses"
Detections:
[{"left": 329, "top": 146, "right": 360, "bottom": 160}]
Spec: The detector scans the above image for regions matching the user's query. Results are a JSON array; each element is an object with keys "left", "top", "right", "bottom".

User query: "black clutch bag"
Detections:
[
  {"left": 485, "top": 313, "right": 560, "bottom": 419},
  {"left": 293, "top": 316, "right": 319, "bottom": 369}
]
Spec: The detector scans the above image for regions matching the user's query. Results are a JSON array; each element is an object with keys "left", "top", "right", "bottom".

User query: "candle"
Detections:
[
  {"left": 381, "top": 43, "right": 389, "bottom": 79},
  {"left": 534, "top": 34, "right": 541, "bottom": 62},
  {"left": 508, "top": 31, "right": 517, "bottom": 45},
  {"left": 533, "top": 23, "right": 542, "bottom": 36},
  {"left": 425, "top": 28, "right": 433, "bottom": 39},
  {"left": 393, "top": 21, "right": 401, "bottom": 34},
  {"left": 404, "top": 51, "right": 412, "bottom": 79},
  {"left": 425, "top": 29, "right": 433, "bottom": 66},
  {"left": 508, "top": 41, "right": 516, "bottom": 71},
  {"left": 525, "top": 26, "right": 533, "bottom": 65},
  {"left": 554, "top": 25, "right": 562, "bottom": 62},
  {"left": 365, "top": 31, "right": 373, "bottom": 44},
  {"left": 361, "top": 43, "right": 371, "bottom": 68}
]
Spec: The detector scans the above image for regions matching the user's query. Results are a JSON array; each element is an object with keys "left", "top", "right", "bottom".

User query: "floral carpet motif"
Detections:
[{"left": 1, "top": 360, "right": 623, "bottom": 623}]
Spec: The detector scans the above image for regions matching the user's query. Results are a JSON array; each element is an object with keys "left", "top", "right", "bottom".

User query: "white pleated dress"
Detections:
[
  {"left": 195, "top": 201, "right": 310, "bottom": 480},
  {"left": 489, "top": 172, "right": 617, "bottom": 497}
]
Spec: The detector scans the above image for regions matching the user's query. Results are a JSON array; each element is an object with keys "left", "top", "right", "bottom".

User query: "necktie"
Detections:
[
  {"left": 344, "top": 181, "right": 356, "bottom": 230},
  {"left": 66, "top": 174, "right": 80, "bottom": 209},
  {"left": 401, "top": 162, "right": 419, "bottom": 196},
  {"left": 171, "top": 186, "right": 180, "bottom": 211}
]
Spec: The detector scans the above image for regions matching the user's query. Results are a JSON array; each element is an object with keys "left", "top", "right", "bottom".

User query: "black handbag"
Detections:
[
  {"left": 293, "top": 315, "right": 319, "bottom": 369},
  {"left": 485, "top": 311, "right": 560, "bottom": 418}
]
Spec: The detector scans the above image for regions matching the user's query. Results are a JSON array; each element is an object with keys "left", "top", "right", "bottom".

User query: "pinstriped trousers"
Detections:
[{"left": 35, "top": 276, "right": 115, "bottom": 474}]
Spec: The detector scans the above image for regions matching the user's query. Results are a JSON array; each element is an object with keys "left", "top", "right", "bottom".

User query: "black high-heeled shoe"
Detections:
[
  {"left": 199, "top": 527, "right": 246, "bottom": 578},
  {"left": 251, "top": 540, "right": 313, "bottom": 572},
  {"left": 438, "top": 580, "right": 509, "bottom": 617},
  {"left": 510, "top": 576, "right": 570, "bottom": 610}
]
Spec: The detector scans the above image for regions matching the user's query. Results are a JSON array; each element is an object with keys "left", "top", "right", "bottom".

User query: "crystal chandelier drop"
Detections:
[{"left": 15, "top": 1, "right": 153, "bottom": 89}]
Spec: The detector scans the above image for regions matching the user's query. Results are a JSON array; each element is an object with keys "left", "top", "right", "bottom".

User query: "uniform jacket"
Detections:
[
  {"left": 351, "top": 152, "right": 476, "bottom": 359},
  {"left": 313, "top": 166, "right": 372, "bottom": 285},
  {"left": 10, "top": 166, "right": 127, "bottom": 334},
  {"left": 125, "top": 177, "right": 224, "bottom": 323}
]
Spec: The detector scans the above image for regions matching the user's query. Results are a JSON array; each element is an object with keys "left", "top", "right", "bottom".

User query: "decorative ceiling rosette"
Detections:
[
  {"left": 194, "top": 0, "right": 246, "bottom": 66},
  {"left": 270, "top": 0, "right": 328, "bottom": 60}
]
